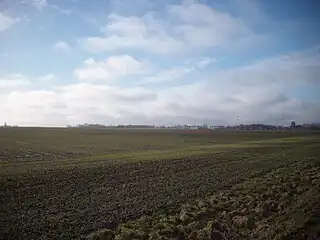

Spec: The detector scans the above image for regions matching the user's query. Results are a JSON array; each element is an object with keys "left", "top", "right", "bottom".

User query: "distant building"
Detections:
[{"left": 290, "top": 121, "right": 296, "bottom": 128}]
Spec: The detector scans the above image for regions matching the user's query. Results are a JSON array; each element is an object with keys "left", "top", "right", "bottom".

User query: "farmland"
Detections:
[{"left": 0, "top": 128, "right": 319, "bottom": 239}]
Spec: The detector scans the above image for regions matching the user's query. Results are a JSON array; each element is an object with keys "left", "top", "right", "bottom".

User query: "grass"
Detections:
[{"left": 0, "top": 128, "right": 319, "bottom": 239}]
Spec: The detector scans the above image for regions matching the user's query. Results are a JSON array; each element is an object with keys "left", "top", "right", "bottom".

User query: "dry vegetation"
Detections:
[{"left": 0, "top": 128, "right": 319, "bottom": 239}]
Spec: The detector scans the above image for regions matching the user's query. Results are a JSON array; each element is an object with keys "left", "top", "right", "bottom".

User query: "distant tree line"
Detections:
[
  {"left": 67, "top": 123, "right": 155, "bottom": 129},
  {"left": 219, "top": 123, "right": 320, "bottom": 131},
  {"left": 66, "top": 122, "right": 320, "bottom": 130}
]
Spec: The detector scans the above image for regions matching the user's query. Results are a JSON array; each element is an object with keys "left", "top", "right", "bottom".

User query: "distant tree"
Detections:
[
  {"left": 310, "top": 124, "right": 320, "bottom": 130},
  {"left": 290, "top": 121, "right": 296, "bottom": 128}
]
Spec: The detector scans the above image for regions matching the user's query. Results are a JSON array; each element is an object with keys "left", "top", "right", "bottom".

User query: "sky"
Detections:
[{"left": 0, "top": 0, "right": 319, "bottom": 127}]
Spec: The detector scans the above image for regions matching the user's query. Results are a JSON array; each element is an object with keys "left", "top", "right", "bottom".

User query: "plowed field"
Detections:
[{"left": 0, "top": 128, "right": 319, "bottom": 239}]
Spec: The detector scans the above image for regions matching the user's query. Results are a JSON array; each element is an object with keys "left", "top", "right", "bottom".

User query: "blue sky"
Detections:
[{"left": 0, "top": 0, "right": 319, "bottom": 126}]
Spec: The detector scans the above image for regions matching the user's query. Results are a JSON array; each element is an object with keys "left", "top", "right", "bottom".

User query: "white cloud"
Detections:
[
  {"left": 142, "top": 68, "right": 191, "bottom": 84},
  {"left": 213, "top": 46, "right": 320, "bottom": 86},
  {"left": 37, "top": 73, "right": 55, "bottom": 82},
  {"left": 185, "top": 57, "right": 215, "bottom": 70},
  {"left": 1, "top": 47, "right": 319, "bottom": 126},
  {"left": 140, "top": 56, "right": 215, "bottom": 84},
  {"left": 81, "top": 0, "right": 253, "bottom": 54},
  {"left": 0, "top": 82, "right": 158, "bottom": 126},
  {"left": 0, "top": 12, "right": 20, "bottom": 32},
  {"left": 53, "top": 41, "right": 71, "bottom": 51},
  {"left": 22, "top": 0, "right": 71, "bottom": 15},
  {"left": 73, "top": 55, "right": 152, "bottom": 82},
  {"left": 2, "top": 79, "right": 318, "bottom": 126},
  {"left": 0, "top": 74, "right": 30, "bottom": 89},
  {"left": 196, "top": 58, "right": 213, "bottom": 69},
  {"left": 27, "top": 0, "right": 48, "bottom": 10},
  {"left": 168, "top": 1, "right": 251, "bottom": 47},
  {"left": 51, "top": 5, "right": 72, "bottom": 15},
  {"left": 1, "top": 1, "right": 319, "bottom": 127},
  {"left": 82, "top": 14, "right": 185, "bottom": 54}
]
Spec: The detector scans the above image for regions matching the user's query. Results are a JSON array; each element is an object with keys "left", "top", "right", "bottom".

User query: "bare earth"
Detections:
[{"left": 0, "top": 128, "right": 319, "bottom": 239}]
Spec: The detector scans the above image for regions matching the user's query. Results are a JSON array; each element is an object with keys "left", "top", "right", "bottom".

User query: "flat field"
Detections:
[{"left": 0, "top": 128, "right": 319, "bottom": 239}]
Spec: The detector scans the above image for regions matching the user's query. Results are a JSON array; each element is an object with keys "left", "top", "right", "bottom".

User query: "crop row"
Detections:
[
  {"left": 85, "top": 154, "right": 320, "bottom": 240},
  {"left": 1, "top": 143, "right": 319, "bottom": 239}
]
